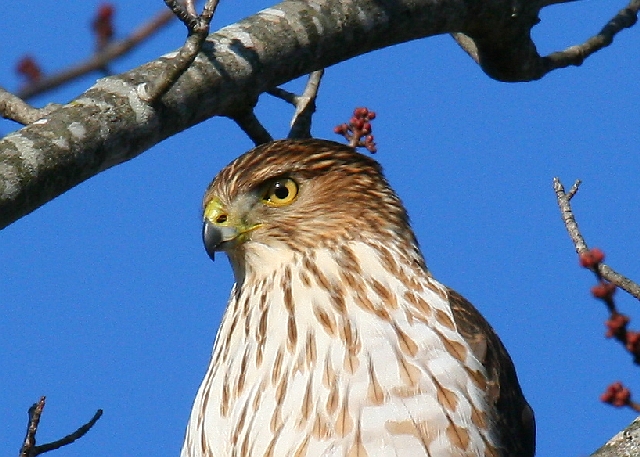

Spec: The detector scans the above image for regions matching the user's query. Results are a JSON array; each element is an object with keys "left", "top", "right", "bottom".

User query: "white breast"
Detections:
[{"left": 181, "top": 241, "right": 500, "bottom": 457}]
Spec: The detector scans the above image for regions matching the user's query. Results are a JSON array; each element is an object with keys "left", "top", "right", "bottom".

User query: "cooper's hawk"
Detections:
[{"left": 182, "top": 139, "right": 535, "bottom": 457}]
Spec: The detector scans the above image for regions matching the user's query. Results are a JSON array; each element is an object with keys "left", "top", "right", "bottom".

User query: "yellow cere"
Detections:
[{"left": 204, "top": 197, "right": 226, "bottom": 224}]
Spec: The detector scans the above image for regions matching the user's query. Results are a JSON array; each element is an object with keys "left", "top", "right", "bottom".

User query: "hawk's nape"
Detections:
[{"left": 182, "top": 139, "right": 535, "bottom": 457}]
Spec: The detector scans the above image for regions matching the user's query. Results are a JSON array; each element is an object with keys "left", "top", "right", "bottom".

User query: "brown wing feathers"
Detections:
[{"left": 448, "top": 288, "right": 536, "bottom": 457}]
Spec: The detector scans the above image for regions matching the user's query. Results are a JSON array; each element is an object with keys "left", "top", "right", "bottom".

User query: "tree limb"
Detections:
[
  {"left": 1, "top": 0, "right": 637, "bottom": 230},
  {"left": 16, "top": 8, "right": 176, "bottom": 101}
]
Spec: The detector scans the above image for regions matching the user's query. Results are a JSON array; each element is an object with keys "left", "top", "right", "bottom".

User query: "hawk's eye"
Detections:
[{"left": 262, "top": 178, "right": 298, "bottom": 207}]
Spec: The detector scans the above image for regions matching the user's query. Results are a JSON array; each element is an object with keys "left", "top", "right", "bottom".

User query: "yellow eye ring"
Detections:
[{"left": 262, "top": 178, "right": 299, "bottom": 207}]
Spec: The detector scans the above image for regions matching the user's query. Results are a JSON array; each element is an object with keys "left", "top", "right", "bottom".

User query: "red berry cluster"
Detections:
[
  {"left": 605, "top": 313, "right": 629, "bottom": 339},
  {"left": 601, "top": 382, "right": 631, "bottom": 407},
  {"left": 580, "top": 249, "right": 640, "bottom": 410},
  {"left": 579, "top": 247, "right": 605, "bottom": 268},
  {"left": 92, "top": 3, "right": 115, "bottom": 51},
  {"left": 579, "top": 248, "right": 617, "bottom": 309},
  {"left": 16, "top": 56, "right": 42, "bottom": 84},
  {"left": 334, "top": 107, "right": 377, "bottom": 153}
]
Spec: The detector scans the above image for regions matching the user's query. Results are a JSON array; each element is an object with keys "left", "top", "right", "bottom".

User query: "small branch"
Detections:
[
  {"left": 288, "top": 70, "right": 324, "bottom": 139},
  {"left": 542, "top": 0, "right": 640, "bottom": 73},
  {"left": 33, "top": 409, "right": 103, "bottom": 456},
  {"left": 0, "top": 87, "right": 56, "bottom": 125},
  {"left": 566, "top": 179, "right": 581, "bottom": 200},
  {"left": 17, "top": 8, "right": 175, "bottom": 101},
  {"left": 553, "top": 178, "right": 588, "bottom": 252},
  {"left": 231, "top": 110, "right": 273, "bottom": 146},
  {"left": 267, "top": 87, "right": 297, "bottom": 105},
  {"left": 141, "top": 0, "right": 220, "bottom": 102},
  {"left": 20, "top": 397, "right": 46, "bottom": 457},
  {"left": 450, "top": 33, "right": 479, "bottom": 64},
  {"left": 18, "top": 397, "right": 103, "bottom": 457},
  {"left": 267, "top": 70, "right": 325, "bottom": 139},
  {"left": 553, "top": 177, "right": 640, "bottom": 301}
]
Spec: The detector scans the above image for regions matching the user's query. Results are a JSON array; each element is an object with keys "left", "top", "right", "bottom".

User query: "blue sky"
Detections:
[{"left": 1, "top": 1, "right": 639, "bottom": 456}]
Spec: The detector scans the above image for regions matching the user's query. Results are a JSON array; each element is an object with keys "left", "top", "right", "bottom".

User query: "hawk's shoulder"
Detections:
[{"left": 447, "top": 288, "right": 536, "bottom": 457}]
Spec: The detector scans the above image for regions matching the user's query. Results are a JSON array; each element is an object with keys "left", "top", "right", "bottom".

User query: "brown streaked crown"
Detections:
[{"left": 203, "top": 139, "right": 422, "bottom": 255}]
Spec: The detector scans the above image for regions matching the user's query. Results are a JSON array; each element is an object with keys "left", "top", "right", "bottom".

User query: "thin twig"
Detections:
[
  {"left": 542, "top": 0, "right": 640, "bottom": 73},
  {"left": 267, "top": 87, "right": 297, "bottom": 105},
  {"left": 33, "top": 409, "right": 103, "bottom": 456},
  {"left": 566, "top": 179, "right": 581, "bottom": 200},
  {"left": 17, "top": 9, "right": 175, "bottom": 101},
  {"left": 141, "top": 0, "right": 220, "bottom": 102},
  {"left": 288, "top": 70, "right": 324, "bottom": 139},
  {"left": 19, "top": 397, "right": 46, "bottom": 457},
  {"left": 553, "top": 177, "right": 640, "bottom": 301},
  {"left": 18, "top": 397, "right": 103, "bottom": 457},
  {"left": 231, "top": 110, "right": 274, "bottom": 146},
  {"left": 163, "top": 0, "right": 197, "bottom": 29},
  {"left": 267, "top": 70, "right": 326, "bottom": 139}
]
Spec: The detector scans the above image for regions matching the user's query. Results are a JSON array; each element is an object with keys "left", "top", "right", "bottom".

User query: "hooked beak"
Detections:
[
  {"left": 202, "top": 197, "right": 261, "bottom": 261},
  {"left": 202, "top": 219, "right": 225, "bottom": 261}
]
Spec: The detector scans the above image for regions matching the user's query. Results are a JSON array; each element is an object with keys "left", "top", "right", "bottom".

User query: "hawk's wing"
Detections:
[{"left": 447, "top": 288, "right": 536, "bottom": 457}]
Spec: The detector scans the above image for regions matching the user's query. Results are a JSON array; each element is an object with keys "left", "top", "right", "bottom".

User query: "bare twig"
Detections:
[
  {"left": 17, "top": 9, "right": 175, "bottom": 101},
  {"left": 288, "top": 70, "right": 324, "bottom": 139},
  {"left": 266, "top": 70, "right": 325, "bottom": 139},
  {"left": 231, "top": 110, "right": 274, "bottom": 146},
  {"left": 33, "top": 409, "right": 103, "bottom": 456},
  {"left": 20, "top": 397, "right": 46, "bottom": 457},
  {"left": 140, "top": 0, "right": 220, "bottom": 102},
  {"left": 553, "top": 177, "right": 640, "bottom": 301},
  {"left": 18, "top": 397, "right": 103, "bottom": 457},
  {"left": 542, "top": 0, "right": 640, "bottom": 74},
  {"left": 267, "top": 87, "right": 297, "bottom": 105}
]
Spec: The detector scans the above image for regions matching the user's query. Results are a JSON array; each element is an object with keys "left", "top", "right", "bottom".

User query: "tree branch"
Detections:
[
  {"left": 1, "top": 0, "right": 638, "bottom": 230},
  {"left": 543, "top": 0, "right": 640, "bottom": 74},
  {"left": 590, "top": 417, "right": 640, "bottom": 457},
  {"left": 141, "top": 0, "right": 221, "bottom": 102},
  {"left": 553, "top": 177, "right": 640, "bottom": 301},
  {"left": 268, "top": 70, "right": 325, "bottom": 139},
  {"left": 452, "top": 0, "right": 639, "bottom": 81},
  {"left": 17, "top": 8, "right": 176, "bottom": 101},
  {"left": 18, "top": 397, "right": 103, "bottom": 457},
  {"left": 230, "top": 110, "right": 273, "bottom": 145},
  {"left": 0, "top": 87, "right": 60, "bottom": 125}
]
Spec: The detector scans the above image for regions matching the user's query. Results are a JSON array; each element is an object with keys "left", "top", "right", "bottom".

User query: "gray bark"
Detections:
[
  {"left": 591, "top": 417, "right": 640, "bottom": 457},
  {"left": 0, "top": 0, "right": 552, "bottom": 229}
]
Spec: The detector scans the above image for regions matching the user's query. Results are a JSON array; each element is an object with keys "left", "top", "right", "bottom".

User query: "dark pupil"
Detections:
[{"left": 274, "top": 183, "right": 289, "bottom": 200}]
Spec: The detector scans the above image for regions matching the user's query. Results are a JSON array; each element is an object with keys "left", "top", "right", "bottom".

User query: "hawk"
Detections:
[{"left": 182, "top": 139, "right": 535, "bottom": 457}]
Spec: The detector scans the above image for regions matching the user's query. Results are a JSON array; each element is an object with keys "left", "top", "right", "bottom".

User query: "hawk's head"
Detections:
[{"left": 202, "top": 139, "right": 420, "bottom": 275}]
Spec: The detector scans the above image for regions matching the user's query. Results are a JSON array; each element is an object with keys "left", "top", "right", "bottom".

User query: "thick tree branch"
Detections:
[
  {"left": 1, "top": 0, "right": 637, "bottom": 230},
  {"left": 590, "top": 417, "right": 640, "bottom": 457},
  {"left": 554, "top": 178, "right": 640, "bottom": 301}
]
